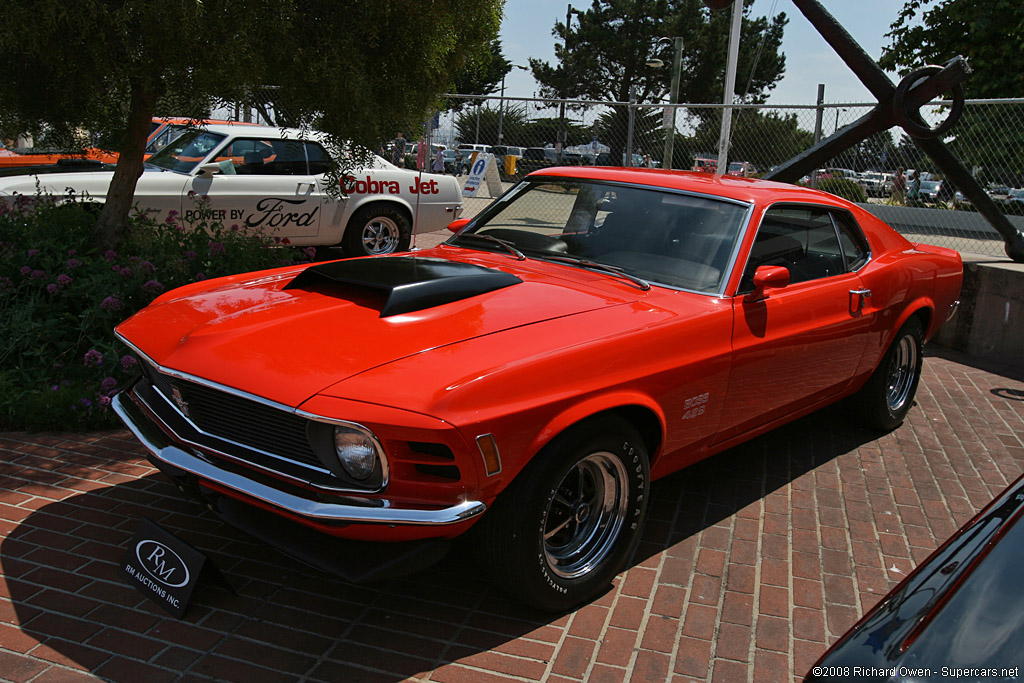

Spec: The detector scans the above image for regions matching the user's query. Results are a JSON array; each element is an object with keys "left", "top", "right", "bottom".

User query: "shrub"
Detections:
[
  {"left": 817, "top": 177, "right": 867, "bottom": 204},
  {"left": 0, "top": 193, "right": 316, "bottom": 430}
]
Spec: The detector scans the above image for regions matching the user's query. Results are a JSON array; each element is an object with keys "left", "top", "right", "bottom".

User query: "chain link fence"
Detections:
[{"left": 416, "top": 94, "right": 1024, "bottom": 259}]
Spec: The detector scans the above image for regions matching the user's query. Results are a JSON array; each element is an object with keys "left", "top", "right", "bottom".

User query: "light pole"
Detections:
[
  {"left": 560, "top": 4, "right": 581, "bottom": 161},
  {"left": 497, "top": 64, "right": 529, "bottom": 145},
  {"left": 647, "top": 37, "right": 683, "bottom": 169}
]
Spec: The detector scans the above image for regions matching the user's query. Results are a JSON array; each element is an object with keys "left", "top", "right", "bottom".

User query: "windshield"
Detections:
[
  {"left": 448, "top": 179, "right": 749, "bottom": 293},
  {"left": 146, "top": 130, "right": 226, "bottom": 174}
]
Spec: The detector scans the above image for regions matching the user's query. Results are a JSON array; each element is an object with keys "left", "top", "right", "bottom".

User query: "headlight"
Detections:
[{"left": 334, "top": 426, "right": 378, "bottom": 480}]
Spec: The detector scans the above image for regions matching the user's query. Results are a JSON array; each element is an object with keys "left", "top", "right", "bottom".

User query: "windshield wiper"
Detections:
[
  {"left": 452, "top": 233, "right": 526, "bottom": 260},
  {"left": 542, "top": 255, "right": 651, "bottom": 291}
]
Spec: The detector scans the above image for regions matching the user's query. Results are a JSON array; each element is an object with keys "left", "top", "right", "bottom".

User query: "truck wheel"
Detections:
[
  {"left": 853, "top": 317, "right": 924, "bottom": 431},
  {"left": 343, "top": 205, "right": 411, "bottom": 256},
  {"left": 477, "top": 416, "right": 650, "bottom": 612}
]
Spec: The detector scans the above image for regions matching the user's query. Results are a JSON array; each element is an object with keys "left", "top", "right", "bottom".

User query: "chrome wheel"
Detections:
[
  {"left": 543, "top": 451, "right": 629, "bottom": 579},
  {"left": 361, "top": 216, "right": 400, "bottom": 254},
  {"left": 886, "top": 332, "right": 919, "bottom": 412}
]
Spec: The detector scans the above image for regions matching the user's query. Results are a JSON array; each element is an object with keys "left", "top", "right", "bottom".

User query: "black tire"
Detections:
[
  {"left": 342, "top": 204, "right": 411, "bottom": 257},
  {"left": 853, "top": 317, "right": 924, "bottom": 431},
  {"left": 477, "top": 415, "right": 650, "bottom": 612}
]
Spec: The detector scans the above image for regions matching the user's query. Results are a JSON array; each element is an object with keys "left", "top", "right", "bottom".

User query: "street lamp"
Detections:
[
  {"left": 560, "top": 4, "right": 582, "bottom": 161},
  {"left": 648, "top": 37, "right": 683, "bottom": 169},
  {"left": 497, "top": 64, "right": 529, "bottom": 144}
]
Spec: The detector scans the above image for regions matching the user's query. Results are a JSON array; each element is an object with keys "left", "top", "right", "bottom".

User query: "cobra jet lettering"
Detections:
[
  {"left": 244, "top": 197, "right": 319, "bottom": 229},
  {"left": 409, "top": 178, "right": 440, "bottom": 194},
  {"left": 342, "top": 175, "right": 400, "bottom": 195}
]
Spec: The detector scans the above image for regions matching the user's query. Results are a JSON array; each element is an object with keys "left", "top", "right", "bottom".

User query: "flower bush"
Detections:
[{"left": 0, "top": 192, "right": 315, "bottom": 430}]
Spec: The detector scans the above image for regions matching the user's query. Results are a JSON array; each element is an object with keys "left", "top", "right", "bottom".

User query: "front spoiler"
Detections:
[{"left": 112, "top": 392, "right": 486, "bottom": 527}]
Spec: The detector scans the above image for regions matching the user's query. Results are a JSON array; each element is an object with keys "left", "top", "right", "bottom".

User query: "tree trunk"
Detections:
[{"left": 95, "top": 85, "right": 157, "bottom": 250}]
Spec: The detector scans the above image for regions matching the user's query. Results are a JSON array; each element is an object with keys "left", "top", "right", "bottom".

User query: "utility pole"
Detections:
[
  {"left": 717, "top": 0, "right": 743, "bottom": 174},
  {"left": 662, "top": 37, "right": 683, "bottom": 169}
]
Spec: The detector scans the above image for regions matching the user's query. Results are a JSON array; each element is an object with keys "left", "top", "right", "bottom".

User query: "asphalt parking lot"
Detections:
[{"left": 2, "top": 344, "right": 1023, "bottom": 682}]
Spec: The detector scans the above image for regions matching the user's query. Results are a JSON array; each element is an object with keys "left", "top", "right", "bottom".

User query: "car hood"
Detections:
[{"left": 117, "top": 254, "right": 639, "bottom": 407}]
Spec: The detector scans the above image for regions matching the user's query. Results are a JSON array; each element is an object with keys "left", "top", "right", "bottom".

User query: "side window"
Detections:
[
  {"left": 834, "top": 212, "right": 870, "bottom": 271},
  {"left": 213, "top": 138, "right": 310, "bottom": 175},
  {"left": 304, "top": 142, "right": 332, "bottom": 175},
  {"left": 742, "top": 206, "right": 847, "bottom": 290}
]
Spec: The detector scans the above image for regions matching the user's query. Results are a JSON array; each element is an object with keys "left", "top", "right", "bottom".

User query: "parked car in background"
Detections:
[
  {"left": 692, "top": 156, "right": 718, "bottom": 173},
  {"left": 727, "top": 161, "right": 756, "bottom": 177},
  {"left": 0, "top": 117, "right": 247, "bottom": 176},
  {"left": 0, "top": 123, "right": 463, "bottom": 256},
  {"left": 516, "top": 146, "right": 558, "bottom": 175},
  {"left": 113, "top": 167, "right": 961, "bottom": 611},
  {"left": 859, "top": 171, "right": 893, "bottom": 198},
  {"left": 807, "top": 471, "right": 1024, "bottom": 681}
]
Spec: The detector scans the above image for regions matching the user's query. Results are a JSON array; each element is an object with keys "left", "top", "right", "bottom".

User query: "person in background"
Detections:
[
  {"left": 391, "top": 132, "right": 406, "bottom": 167},
  {"left": 907, "top": 169, "right": 921, "bottom": 205},
  {"left": 433, "top": 147, "right": 445, "bottom": 174},
  {"left": 891, "top": 167, "right": 907, "bottom": 205}
]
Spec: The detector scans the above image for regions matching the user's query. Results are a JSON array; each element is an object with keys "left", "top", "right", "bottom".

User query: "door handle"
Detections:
[{"left": 850, "top": 288, "right": 871, "bottom": 312}]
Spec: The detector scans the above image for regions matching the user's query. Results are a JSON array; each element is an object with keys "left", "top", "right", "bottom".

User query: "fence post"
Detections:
[
  {"left": 812, "top": 83, "right": 825, "bottom": 187},
  {"left": 625, "top": 85, "right": 637, "bottom": 166}
]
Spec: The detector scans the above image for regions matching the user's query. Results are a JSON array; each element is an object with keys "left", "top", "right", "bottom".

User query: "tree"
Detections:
[
  {"left": 0, "top": 0, "right": 501, "bottom": 248},
  {"left": 686, "top": 109, "right": 813, "bottom": 172},
  {"left": 530, "top": 0, "right": 787, "bottom": 106},
  {"left": 529, "top": 0, "right": 787, "bottom": 164},
  {"left": 880, "top": 0, "right": 1024, "bottom": 185},
  {"left": 449, "top": 39, "right": 513, "bottom": 111},
  {"left": 453, "top": 104, "right": 529, "bottom": 147},
  {"left": 880, "top": 0, "right": 1024, "bottom": 99}
]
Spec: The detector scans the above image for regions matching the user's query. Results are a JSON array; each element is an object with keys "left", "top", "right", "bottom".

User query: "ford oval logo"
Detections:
[{"left": 135, "top": 540, "right": 190, "bottom": 588}]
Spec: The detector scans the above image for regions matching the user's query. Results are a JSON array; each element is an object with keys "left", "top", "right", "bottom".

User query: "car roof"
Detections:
[
  {"left": 195, "top": 123, "right": 325, "bottom": 141},
  {"left": 526, "top": 166, "right": 857, "bottom": 208}
]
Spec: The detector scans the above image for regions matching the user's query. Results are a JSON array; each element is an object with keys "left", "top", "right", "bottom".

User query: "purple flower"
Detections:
[
  {"left": 80, "top": 398, "right": 93, "bottom": 407},
  {"left": 57, "top": 274, "right": 72, "bottom": 286},
  {"left": 104, "top": 250, "right": 118, "bottom": 262},
  {"left": 100, "top": 296, "right": 123, "bottom": 311},
  {"left": 142, "top": 279, "right": 164, "bottom": 294},
  {"left": 187, "top": 190, "right": 197, "bottom": 198},
  {"left": 27, "top": 248, "right": 39, "bottom": 257},
  {"left": 303, "top": 247, "right": 317, "bottom": 260},
  {"left": 165, "top": 210, "right": 179, "bottom": 225},
  {"left": 67, "top": 249, "right": 77, "bottom": 256},
  {"left": 66, "top": 258, "right": 82, "bottom": 269},
  {"left": 100, "top": 377, "right": 118, "bottom": 393},
  {"left": 194, "top": 272, "right": 207, "bottom": 281},
  {"left": 20, "top": 265, "right": 31, "bottom": 276},
  {"left": 119, "top": 266, "right": 132, "bottom": 278},
  {"left": 46, "top": 283, "right": 59, "bottom": 295},
  {"left": 209, "top": 241, "right": 225, "bottom": 257},
  {"left": 141, "top": 260, "right": 155, "bottom": 272},
  {"left": 83, "top": 349, "right": 103, "bottom": 367},
  {"left": 0, "top": 276, "right": 11, "bottom": 290},
  {"left": 98, "top": 395, "right": 111, "bottom": 407},
  {"left": 184, "top": 250, "right": 197, "bottom": 260},
  {"left": 120, "top": 355, "right": 137, "bottom": 371},
  {"left": 31, "top": 269, "right": 45, "bottom": 279},
  {"left": 231, "top": 224, "right": 239, "bottom": 232},
  {"left": 51, "top": 384, "right": 60, "bottom": 391}
]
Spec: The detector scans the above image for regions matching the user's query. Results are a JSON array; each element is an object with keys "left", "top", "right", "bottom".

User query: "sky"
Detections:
[{"left": 497, "top": 0, "right": 906, "bottom": 106}]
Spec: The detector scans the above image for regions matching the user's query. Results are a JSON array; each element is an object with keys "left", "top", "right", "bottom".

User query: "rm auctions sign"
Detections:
[{"left": 119, "top": 519, "right": 228, "bottom": 617}]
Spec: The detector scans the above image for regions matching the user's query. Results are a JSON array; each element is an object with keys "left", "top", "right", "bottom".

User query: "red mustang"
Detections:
[{"left": 114, "top": 168, "right": 962, "bottom": 610}]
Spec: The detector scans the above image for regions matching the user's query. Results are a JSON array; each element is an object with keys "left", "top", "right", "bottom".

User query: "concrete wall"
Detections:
[{"left": 932, "top": 257, "right": 1024, "bottom": 370}]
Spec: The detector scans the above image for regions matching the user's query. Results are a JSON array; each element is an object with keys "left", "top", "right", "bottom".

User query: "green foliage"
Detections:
[
  {"left": 880, "top": 0, "right": 1024, "bottom": 99},
  {"left": 0, "top": 0, "right": 503, "bottom": 241},
  {"left": 817, "top": 178, "right": 868, "bottom": 204},
  {"left": 686, "top": 109, "right": 814, "bottom": 171},
  {"left": 0, "top": 195, "right": 313, "bottom": 430},
  {"left": 449, "top": 39, "right": 513, "bottom": 110},
  {"left": 530, "top": 0, "right": 787, "bottom": 105},
  {"left": 454, "top": 104, "right": 529, "bottom": 146}
]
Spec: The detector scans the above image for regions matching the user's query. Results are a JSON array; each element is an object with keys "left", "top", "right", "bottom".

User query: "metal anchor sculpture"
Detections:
[{"left": 708, "top": 0, "right": 1024, "bottom": 262}]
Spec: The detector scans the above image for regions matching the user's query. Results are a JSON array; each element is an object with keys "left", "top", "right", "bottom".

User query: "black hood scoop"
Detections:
[{"left": 284, "top": 256, "right": 522, "bottom": 317}]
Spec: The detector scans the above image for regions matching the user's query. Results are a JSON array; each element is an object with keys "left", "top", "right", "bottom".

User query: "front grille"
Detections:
[{"left": 141, "top": 362, "right": 321, "bottom": 470}]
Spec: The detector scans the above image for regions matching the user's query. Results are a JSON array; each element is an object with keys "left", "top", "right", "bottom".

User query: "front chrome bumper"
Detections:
[{"left": 113, "top": 392, "right": 486, "bottom": 526}]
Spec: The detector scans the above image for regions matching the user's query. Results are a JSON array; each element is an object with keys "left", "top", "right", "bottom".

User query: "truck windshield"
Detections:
[{"left": 146, "top": 130, "right": 226, "bottom": 174}]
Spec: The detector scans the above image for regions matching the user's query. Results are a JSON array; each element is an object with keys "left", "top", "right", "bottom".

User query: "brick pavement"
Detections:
[{"left": 1, "top": 347, "right": 1023, "bottom": 682}]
